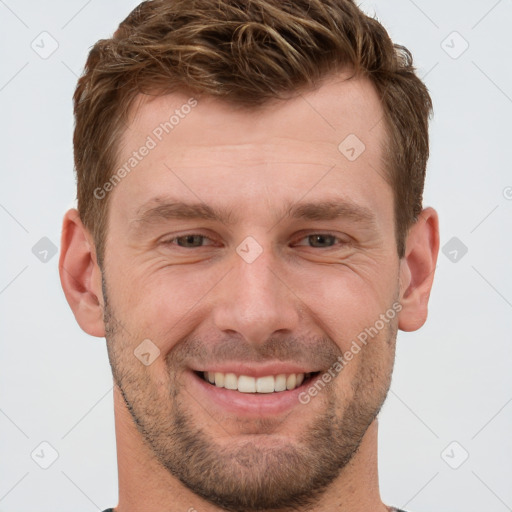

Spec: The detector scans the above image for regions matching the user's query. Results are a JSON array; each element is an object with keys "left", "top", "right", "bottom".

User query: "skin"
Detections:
[{"left": 60, "top": 72, "right": 439, "bottom": 512}]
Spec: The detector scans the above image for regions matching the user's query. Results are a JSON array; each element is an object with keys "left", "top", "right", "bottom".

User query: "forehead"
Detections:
[
  {"left": 111, "top": 72, "right": 390, "bottom": 222},
  {"left": 123, "top": 72, "right": 385, "bottom": 159}
]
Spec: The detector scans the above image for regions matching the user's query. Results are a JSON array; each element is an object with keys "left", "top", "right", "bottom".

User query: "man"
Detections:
[{"left": 59, "top": 0, "right": 439, "bottom": 511}]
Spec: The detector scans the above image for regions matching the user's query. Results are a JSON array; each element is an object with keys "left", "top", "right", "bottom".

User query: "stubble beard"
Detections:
[{"left": 103, "top": 275, "right": 397, "bottom": 512}]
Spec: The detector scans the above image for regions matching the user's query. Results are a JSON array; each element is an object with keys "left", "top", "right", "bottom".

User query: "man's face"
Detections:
[{"left": 102, "top": 74, "right": 401, "bottom": 511}]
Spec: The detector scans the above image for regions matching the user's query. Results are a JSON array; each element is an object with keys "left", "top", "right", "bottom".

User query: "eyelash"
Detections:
[{"left": 162, "top": 232, "right": 349, "bottom": 249}]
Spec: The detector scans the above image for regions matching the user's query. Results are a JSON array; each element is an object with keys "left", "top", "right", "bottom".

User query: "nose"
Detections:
[{"left": 212, "top": 241, "right": 301, "bottom": 346}]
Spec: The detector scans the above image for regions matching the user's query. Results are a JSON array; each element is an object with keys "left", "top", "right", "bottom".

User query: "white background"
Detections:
[{"left": 1, "top": 0, "right": 511, "bottom": 511}]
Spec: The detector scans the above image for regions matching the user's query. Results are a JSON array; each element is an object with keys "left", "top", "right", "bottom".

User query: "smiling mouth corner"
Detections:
[{"left": 194, "top": 370, "right": 321, "bottom": 394}]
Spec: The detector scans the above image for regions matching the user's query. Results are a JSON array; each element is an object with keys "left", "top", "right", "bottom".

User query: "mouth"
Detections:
[
  {"left": 187, "top": 367, "right": 324, "bottom": 416},
  {"left": 194, "top": 370, "right": 321, "bottom": 394}
]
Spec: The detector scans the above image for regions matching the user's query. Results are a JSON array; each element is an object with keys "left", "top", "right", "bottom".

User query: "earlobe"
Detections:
[
  {"left": 59, "top": 209, "right": 105, "bottom": 337},
  {"left": 398, "top": 207, "right": 440, "bottom": 332}
]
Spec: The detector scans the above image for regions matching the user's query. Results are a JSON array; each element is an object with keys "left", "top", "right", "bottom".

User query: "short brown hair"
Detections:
[{"left": 73, "top": 0, "right": 432, "bottom": 266}]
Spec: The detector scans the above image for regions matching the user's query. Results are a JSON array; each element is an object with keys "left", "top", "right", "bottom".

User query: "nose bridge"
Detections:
[{"left": 212, "top": 239, "right": 300, "bottom": 343}]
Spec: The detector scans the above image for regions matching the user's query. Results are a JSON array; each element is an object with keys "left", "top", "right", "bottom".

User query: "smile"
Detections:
[{"left": 196, "top": 371, "right": 321, "bottom": 393}]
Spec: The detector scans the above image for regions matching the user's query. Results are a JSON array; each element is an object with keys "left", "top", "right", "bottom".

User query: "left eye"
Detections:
[{"left": 294, "top": 234, "right": 341, "bottom": 248}]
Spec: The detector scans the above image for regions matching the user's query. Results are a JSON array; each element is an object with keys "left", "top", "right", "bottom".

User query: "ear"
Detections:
[
  {"left": 398, "top": 207, "right": 440, "bottom": 332},
  {"left": 59, "top": 208, "right": 105, "bottom": 337}
]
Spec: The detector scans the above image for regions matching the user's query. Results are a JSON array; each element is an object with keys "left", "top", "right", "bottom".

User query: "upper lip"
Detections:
[{"left": 192, "top": 362, "right": 320, "bottom": 378}]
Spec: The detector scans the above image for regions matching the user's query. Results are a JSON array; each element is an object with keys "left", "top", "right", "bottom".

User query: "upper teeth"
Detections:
[{"left": 203, "top": 372, "right": 308, "bottom": 393}]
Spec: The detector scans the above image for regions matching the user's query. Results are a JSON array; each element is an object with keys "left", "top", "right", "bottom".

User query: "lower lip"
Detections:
[{"left": 186, "top": 371, "right": 316, "bottom": 416}]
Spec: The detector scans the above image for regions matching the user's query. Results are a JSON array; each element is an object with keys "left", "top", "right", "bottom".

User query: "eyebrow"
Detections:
[
  {"left": 130, "top": 197, "right": 377, "bottom": 231},
  {"left": 290, "top": 201, "right": 376, "bottom": 226}
]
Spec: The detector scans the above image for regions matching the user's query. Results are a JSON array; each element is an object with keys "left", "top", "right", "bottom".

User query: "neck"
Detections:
[{"left": 112, "top": 385, "right": 387, "bottom": 512}]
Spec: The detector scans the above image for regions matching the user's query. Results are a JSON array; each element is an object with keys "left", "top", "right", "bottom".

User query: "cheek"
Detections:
[
  {"left": 295, "top": 265, "right": 397, "bottom": 348},
  {"left": 331, "top": 319, "right": 397, "bottom": 405},
  {"left": 108, "top": 264, "right": 223, "bottom": 348}
]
